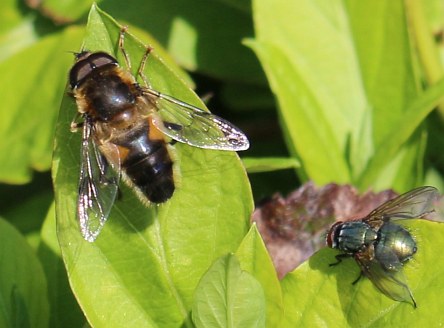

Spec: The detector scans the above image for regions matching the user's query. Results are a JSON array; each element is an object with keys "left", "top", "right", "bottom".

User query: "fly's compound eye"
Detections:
[{"left": 69, "top": 52, "right": 118, "bottom": 89}]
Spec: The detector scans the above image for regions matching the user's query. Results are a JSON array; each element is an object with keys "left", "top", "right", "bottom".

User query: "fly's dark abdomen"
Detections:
[
  {"left": 377, "top": 222, "right": 417, "bottom": 263},
  {"left": 120, "top": 123, "right": 174, "bottom": 203}
]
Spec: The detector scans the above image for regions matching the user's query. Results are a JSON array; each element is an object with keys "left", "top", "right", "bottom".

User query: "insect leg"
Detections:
[
  {"left": 137, "top": 44, "right": 153, "bottom": 87},
  {"left": 329, "top": 253, "right": 351, "bottom": 266},
  {"left": 118, "top": 26, "right": 153, "bottom": 87},
  {"left": 70, "top": 112, "right": 84, "bottom": 132},
  {"left": 118, "top": 26, "right": 132, "bottom": 70},
  {"left": 352, "top": 272, "right": 363, "bottom": 285}
]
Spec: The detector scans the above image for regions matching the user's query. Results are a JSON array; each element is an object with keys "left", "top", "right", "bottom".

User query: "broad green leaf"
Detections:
[
  {"left": 53, "top": 5, "right": 252, "bottom": 327},
  {"left": 246, "top": 40, "right": 351, "bottom": 184},
  {"left": 281, "top": 220, "right": 444, "bottom": 326},
  {"left": 359, "top": 77, "right": 444, "bottom": 189},
  {"left": 0, "top": 22, "right": 84, "bottom": 183},
  {"left": 38, "top": 202, "right": 86, "bottom": 327},
  {"left": 250, "top": 0, "right": 430, "bottom": 190},
  {"left": 243, "top": 157, "right": 300, "bottom": 173},
  {"left": 250, "top": 0, "right": 367, "bottom": 184},
  {"left": 236, "top": 224, "right": 284, "bottom": 327},
  {"left": 0, "top": 217, "right": 49, "bottom": 328},
  {"left": 192, "top": 254, "right": 266, "bottom": 328},
  {"left": 344, "top": 1, "right": 419, "bottom": 142}
]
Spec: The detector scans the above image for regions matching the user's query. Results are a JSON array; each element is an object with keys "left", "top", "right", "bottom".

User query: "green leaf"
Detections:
[
  {"left": 246, "top": 39, "right": 352, "bottom": 184},
  {"left": 37, "top": 202, "right": 86, "bottom": 327},
  {"left": 344, "top": 1, "right": 419, "bottom": 141},
  {"left": 243, "top": 157, "right": 300, "bottom": 173},
  {"left": 0, "top": 217, "right": 49, "bottom": 328},
  {"left": 250, "top": 0, "right": 368, "bottom": 184},
  {"left": 53, "top": 5, "right": 252, "bottom": 327},
  {"left": 236, "top": 224, "right": 284, "bottom": 327},
  {"left": 192, "top": 254, "right": 266, "bottom": 328},
  {"left": 359, "top": 78, "right": 444, "bottom": 189},
  {"left": 281, "top": 220, "right": 444, "bottom": 326},
  {"left": 0, "top": 13, "right": 84, "bottom": 183},
  {"left": 250, "top": 0, "right": 429, "bottom": 190}
]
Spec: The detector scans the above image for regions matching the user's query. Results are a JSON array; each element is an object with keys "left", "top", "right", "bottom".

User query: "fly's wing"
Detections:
[
  {"left": 364, "top": 186, "right": 439, "bottom": 228},
  {"left": 355, "top": 245, "right": 416, "bottom": 307},
  {"left": 141, "top": 88, "right": 250, "bottom": 151},
  {"left": 77, "top": 121, "right": 119, "bottom": 242}
]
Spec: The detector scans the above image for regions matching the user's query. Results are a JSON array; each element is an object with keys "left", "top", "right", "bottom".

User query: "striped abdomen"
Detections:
[{"left": 117, "top": 120, "right": 174, "bottom": 203}]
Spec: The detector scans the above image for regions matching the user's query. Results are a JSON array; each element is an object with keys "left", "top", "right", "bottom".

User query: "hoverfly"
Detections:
[
  {"left": 69, "top": 28, "right": 249, "bottom": 242},
  {"left": 326, "top": 186, "right": 439, "bottom": 307}
]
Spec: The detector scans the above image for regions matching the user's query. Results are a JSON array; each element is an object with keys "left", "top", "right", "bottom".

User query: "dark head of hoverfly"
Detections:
[
  {"left": 69, "top": 51, "right": 139, "bottom": 122},
  {"left": 69, "top": 51, "right": 119, "bottom": 89},
  {"left": 326, "top": 186, "right": 440, "bottom": 308}
]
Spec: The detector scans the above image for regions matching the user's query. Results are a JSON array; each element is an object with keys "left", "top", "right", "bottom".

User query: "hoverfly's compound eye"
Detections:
[{"left": 69, "top": 52, "right": 118, "bottom": 89}]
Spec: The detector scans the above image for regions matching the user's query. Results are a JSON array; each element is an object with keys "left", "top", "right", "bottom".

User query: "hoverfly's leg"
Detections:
[
  {"left": 137, "top": 45, "right": 154, "bottom": 88},
  {"left": 352, "top": 272, "right": 363, "bottom": 285},
  {"left": 329, "top": 253, "right": 351, "bottom": 267},
  {"left": 70, "top": 112, "right": 84, "bottom": 132},
  {"left": 118, "top": 26, "right": 132, "bottom": 70}
]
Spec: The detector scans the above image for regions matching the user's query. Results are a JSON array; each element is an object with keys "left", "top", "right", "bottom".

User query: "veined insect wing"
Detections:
[
  {"left": 370, "top": 186, "right": 438, "bottom": 220},
  {"left": 77, "top": 121, "right": 120, "bottom": 242},
  {"left": 364, "top": 186, "right": 439, "bottom": 228},
  {"left": 143, "top": 88, "right": 250, "bottom": 151},
  {"left": 356, "top": 244, "right": 416, "bottom": 307}
]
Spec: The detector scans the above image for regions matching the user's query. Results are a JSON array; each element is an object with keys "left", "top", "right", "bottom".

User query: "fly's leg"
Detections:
[
  {"left": 118, "top": 26, "right": 153, "bottom": 88},
  {"left": 352, "top": 272, "right": 363, "bottom": 285},
  {"left": 137, "top": 44, "right": 153, "bottom": 87},
  {"left": 118, "top": 26, "right": 132, "bottom": 70},
  {"left": 71, "top": 112, "right": 84, "bottom": 132},
  {"left": 329, "top": 253, "right": 351, "bottom": 267}
]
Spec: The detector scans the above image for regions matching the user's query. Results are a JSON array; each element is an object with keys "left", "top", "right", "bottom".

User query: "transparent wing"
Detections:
[
  {"left": 141, "top": 88, "right": 250, "bottom": 151},
  {"left": 355, "top": 245, "right": 416, "bottom": 307},
  {"left": 364, "top": 186, "right": 439, "bottom": 228},
  {"left": 77, "top": 120, "right": 119, "bottom": 242}
]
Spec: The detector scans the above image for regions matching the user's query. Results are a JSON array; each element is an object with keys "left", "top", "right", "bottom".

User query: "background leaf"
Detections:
[
  {"left": 250, "top": 0, "right": 440, "bottom": 191},
  {"left": 192, "top": 254, "right": 266, "bottom": 328},
  {"left": 0, "top": 217, "right": 49, "bottom": 328},
  {"left": 0, "top": 0, "right": 84, "bottom": 183},
  {"left": 243, "top": 157, "right": 300, "bottom": 174},
  {"left": 53, "top": 5, "right": 253, "bottom": 327},
  {"left": 236, "top": 224, "right": 284, "bottom": 327},
  {"left": 37, "top": 203, "right": 86, "bottom": 327}
]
